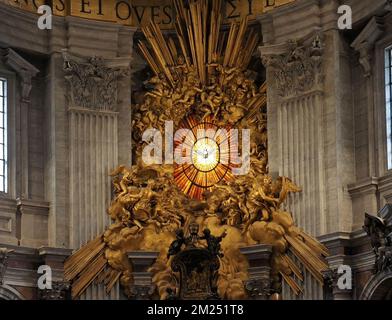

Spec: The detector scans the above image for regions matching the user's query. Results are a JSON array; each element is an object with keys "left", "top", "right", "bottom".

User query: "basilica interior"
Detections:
[{"left": 0, "top": 0, "right": 392, "bottom": 301}]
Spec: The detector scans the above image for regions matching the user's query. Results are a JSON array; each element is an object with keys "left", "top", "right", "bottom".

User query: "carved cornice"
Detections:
[
  {"left": 260, "top": 31, "right": 324, "bottom": 99},
  {"left": 16, "top": 198, "right": 50, "bottom": 217},
  {"left": 347, "top": 176, "right": 379, "bottom": 197},
  {"left": 0, "top": 48, "right": 39, "bottom": 101},
  {"left": 351, "top": 16, "right": 384, "bottom": 78},
  {"left": 62, "top": 49, "right": 130, "bottom": 111}
]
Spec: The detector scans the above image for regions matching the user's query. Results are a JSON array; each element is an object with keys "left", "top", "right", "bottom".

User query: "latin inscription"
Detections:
[{"left": 6, "top": 0, "right": 294, "bottom": 27}]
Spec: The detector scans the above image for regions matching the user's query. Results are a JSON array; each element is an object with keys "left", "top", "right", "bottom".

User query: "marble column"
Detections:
[{"left": 260, "top": 32, "right": 327, "bottom": 300}]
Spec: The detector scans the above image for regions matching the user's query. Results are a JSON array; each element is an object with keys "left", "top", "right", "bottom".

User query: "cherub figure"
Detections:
[
  {"left": 145, "top": 73, "right": 170, "bottom": 98},
  {"left": 167, "top": 229, "right": 185, "bottom": 259},
  {"left": 172, "top": 55, "right": 187, "bottom": 80}
]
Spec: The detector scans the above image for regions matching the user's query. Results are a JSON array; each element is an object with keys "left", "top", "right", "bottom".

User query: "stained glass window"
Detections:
[{"left": 0, "top": 77, "right": 7, "bottom": 192}]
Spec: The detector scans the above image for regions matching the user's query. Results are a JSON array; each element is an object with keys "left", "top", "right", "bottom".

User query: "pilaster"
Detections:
[{"left": 240, "top": 244, "right": 273, "bottom": 300}]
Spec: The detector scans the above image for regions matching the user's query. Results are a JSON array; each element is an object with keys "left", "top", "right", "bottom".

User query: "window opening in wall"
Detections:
[{"left": 0, "top": 77, "right": 7, "bottom": 193}]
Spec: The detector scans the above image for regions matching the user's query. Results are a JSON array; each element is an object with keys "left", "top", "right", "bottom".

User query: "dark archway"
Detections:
[{"left": 360, "top": 270, "right": 392, "bottom": 300}]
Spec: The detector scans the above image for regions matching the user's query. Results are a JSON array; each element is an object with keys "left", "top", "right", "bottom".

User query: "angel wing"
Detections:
[{"left": 278, "top": 177, "right": 302, "bottom": 204}]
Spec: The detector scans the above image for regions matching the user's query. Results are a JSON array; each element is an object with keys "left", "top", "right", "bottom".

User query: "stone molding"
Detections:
[
  {"left": 319, "top": 231, "right": 375, "bottom": 271},
  {"left": 351, "top": 16, "right": 385, "bottom": 78},
  {"left": 348, "top": 173, "right": 392, "bottom": 204},
  {"left": 16, "top": 199, "right": 50, "bottom": 248},
  {"left": 0, "top": 48, "right": 39, "bottom": 102},
  {"left": 0, "top": 198, "right": 18, "bottom": 246},
  {"left": 0, "top": 245, "right": 71, "bottom": 289},
  {"left": 348, "top": 177, "right": 379, "bottom": 197}
]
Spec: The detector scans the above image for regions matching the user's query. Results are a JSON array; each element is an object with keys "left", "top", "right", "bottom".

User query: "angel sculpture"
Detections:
[{"left": 363, "top": 209, "right": 392, "bottom": 273}]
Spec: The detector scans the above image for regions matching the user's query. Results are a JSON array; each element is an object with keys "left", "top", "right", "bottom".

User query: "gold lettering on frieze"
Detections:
[{"left": 2, "top": 0, "right": 295, "bottom": 27}]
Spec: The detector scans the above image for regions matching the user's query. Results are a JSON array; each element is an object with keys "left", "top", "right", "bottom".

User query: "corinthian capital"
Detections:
[
  {"left": 259, "top": 31, "right": 324, "bottom": 98},
  {"left": 62, "top": 50, "right": 130, "bottom": 111}
]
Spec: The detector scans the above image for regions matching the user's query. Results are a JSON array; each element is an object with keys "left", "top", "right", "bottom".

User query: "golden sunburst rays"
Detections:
[
  {"left": 138, "top": 0, "right": 259, "bottom": 87},
  {"left": 173, "top": 116, "right": 236, "bottom": 200},
  {"left": 64, "top": 234, "right": 120, "bottom": 299}
]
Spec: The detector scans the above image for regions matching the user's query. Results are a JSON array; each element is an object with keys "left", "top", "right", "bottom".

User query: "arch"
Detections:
[
  {"left": 0, "top": 284, "right": 25, "bottom": 300},
  {"left": 360, "top": 270, "right": 392, "bottom": 300}
]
